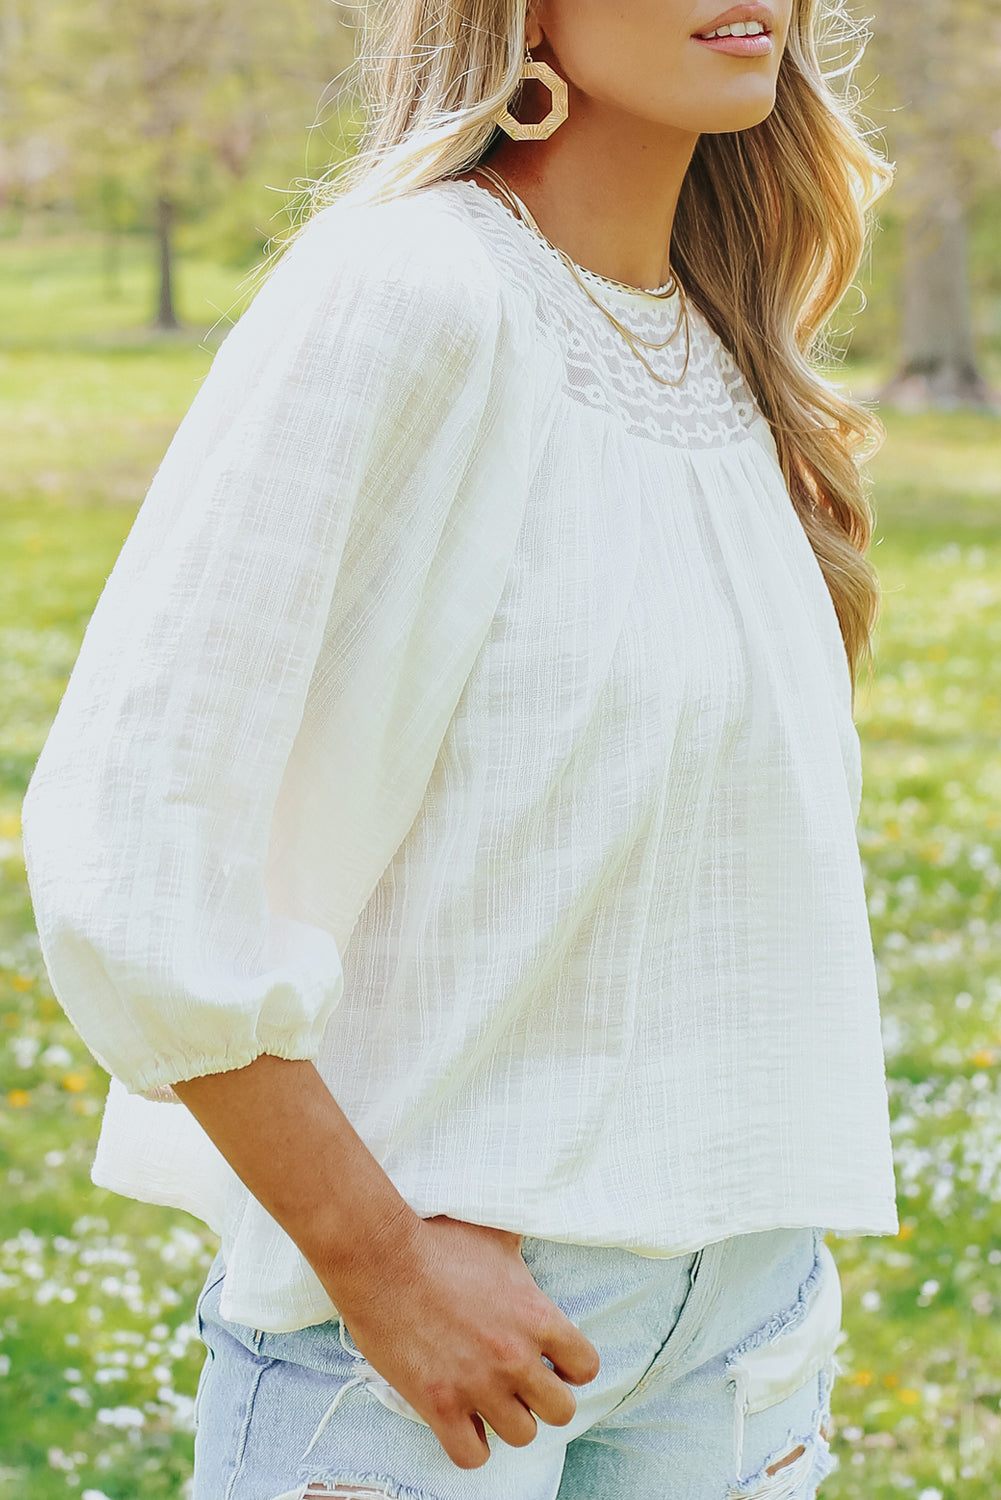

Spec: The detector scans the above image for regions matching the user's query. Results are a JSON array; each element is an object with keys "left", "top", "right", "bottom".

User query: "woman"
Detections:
[{"left": 21, "top": 0, "right": 899, "bottom": 1496}]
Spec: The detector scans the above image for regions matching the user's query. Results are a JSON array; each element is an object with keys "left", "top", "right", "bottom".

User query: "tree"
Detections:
[
  {"left": 9, "top": 0, "right": 355, "bottom": 327},
  {"left": 865, "top": 0, "right": 1001, "bottom": 410}
]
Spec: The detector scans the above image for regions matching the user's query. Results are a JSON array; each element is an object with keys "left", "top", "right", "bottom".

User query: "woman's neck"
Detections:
[{"left": 454, "top": 90, "right": 698, "bottom": 291}]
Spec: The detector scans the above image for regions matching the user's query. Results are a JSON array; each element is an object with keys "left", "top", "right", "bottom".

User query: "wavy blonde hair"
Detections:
[{"left": 290, "top": 0, "right": 893, "bottom": 704}]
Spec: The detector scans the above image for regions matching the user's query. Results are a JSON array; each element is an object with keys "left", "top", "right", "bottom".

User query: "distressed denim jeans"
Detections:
[{"left": 191, "top": 1224, "right": 842, "bottom": 1500}]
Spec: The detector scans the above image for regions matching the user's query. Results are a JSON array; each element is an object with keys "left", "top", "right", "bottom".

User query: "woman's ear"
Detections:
[{"left": 525, "top": 0, "right": 546, "bottom": 51}]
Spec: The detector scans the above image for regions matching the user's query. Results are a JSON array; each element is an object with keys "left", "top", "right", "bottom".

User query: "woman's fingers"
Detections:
[
  {"left": 314, "top": 1214, "right": 603, "bottom": 1470},
  {"left": 428, "top": 1357, "right": 579, "bottom": 1464},
  {"left": 424, "top": 1404, "right": 491, "bottom": 1470},
  {"left": 516, "top": 1362, "right": 580, "bottom": 1429},
  {"left": 482, "top": 1394, "right": 539, "bottom": 1449},
  {"left": 541, "top": 1311, "right": 602, "bottom": 1387}
]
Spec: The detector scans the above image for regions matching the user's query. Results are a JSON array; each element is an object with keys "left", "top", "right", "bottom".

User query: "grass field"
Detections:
[{"left": 1, "top": 234, "right": 1000, "bottom": 1498}]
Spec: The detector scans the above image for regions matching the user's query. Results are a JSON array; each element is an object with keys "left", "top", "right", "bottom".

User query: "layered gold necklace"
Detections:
[{"left": 471, "top": 165, "right": 691, "bottom": 389}]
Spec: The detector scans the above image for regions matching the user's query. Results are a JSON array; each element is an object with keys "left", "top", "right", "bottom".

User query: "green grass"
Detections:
[
  {"left": 2, "top": 236, "right": 1001, "bottom": 1498},
  {"left": 0, "top": 233, "right": 255, "bottom": 348}
]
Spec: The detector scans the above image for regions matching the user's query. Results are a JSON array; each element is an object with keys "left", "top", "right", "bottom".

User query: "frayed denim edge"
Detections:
[{"left": 288, "top": 1472, "right": 443, "bottom": 1500}]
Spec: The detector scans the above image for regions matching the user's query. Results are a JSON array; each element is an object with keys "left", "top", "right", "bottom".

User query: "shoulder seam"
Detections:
[{"left": 299, "top": 190, "right": 503, "bottom": 309}]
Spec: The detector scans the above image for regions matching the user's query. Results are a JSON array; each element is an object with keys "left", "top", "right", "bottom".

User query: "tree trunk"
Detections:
[
  {"left": 155, "top": 194, "right": 180, "bottom": 330},
  {"left": 878, "top": 191, "right": 996, "bottom": 412}
]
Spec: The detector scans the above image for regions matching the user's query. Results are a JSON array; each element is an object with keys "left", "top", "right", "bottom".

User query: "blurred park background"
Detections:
[{"left": 1, "top": 1, "right": 1000, "bottom": 1495}]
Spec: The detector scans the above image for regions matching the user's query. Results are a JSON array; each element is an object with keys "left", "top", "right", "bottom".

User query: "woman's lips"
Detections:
[{"left": 693, "top": 32, "right": 773, "bottom": 55}]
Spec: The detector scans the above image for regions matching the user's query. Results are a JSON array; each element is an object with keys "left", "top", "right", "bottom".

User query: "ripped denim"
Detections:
[{"left": 191, "top": 1225, "right": 841, "bottom": 1500}]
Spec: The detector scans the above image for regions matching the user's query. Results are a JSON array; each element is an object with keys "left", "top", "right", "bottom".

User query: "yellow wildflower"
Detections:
[
  {"left": 853, "top": 1371, "right": 874, "bottom": 1387},
  {"left": 0, "top": 813, "right": 20, "bottom": 839},
  {"left": 11, "top": 975, "right": 32, "bottom": 993},
  {"left": 899, "top": 1389, "right": 920, "bottom": 1405},
  {"left": 6, "top": 1089, "right": 30, "bottom": 1108},
  {"left": 60, "top": 1073, "right": 88, "bottom": 1093}
]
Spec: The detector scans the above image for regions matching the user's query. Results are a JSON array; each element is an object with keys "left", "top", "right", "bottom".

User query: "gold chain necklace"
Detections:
[{"left": 470, "top": 165, "right": 691, "bottom": 389}]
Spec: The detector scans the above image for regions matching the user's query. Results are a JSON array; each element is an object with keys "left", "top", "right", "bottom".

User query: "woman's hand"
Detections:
[
  {"left": 170, "top": 1056, "right": 599, "bottom": 1469},
  {"left": 318, "top": 1212, "right": 601, "bottom": 1470}
]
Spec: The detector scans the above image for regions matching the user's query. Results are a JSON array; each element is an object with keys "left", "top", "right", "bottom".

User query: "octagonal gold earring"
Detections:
[{"left": 492, "top": 44, "right": 569, "bottom": 141}]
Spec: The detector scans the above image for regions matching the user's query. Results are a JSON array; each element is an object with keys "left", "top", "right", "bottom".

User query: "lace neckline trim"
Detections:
[{"left": 436, "top": 176, "right": 682, "bottom": 310}]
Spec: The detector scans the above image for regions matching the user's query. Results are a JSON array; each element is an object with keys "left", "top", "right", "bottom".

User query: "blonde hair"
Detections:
[{"left": 290, "top": 0, "right": 893, "bottom": 704}]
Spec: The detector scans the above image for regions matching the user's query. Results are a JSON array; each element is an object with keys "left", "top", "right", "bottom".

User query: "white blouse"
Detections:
[{"left": 21, "top": 175, "right": 898, "bottom": 1334}]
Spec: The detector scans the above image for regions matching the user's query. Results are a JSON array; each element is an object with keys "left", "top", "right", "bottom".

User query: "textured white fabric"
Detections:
[{"left": 21, "top": 176, "right": 898, "bottom": 1334}]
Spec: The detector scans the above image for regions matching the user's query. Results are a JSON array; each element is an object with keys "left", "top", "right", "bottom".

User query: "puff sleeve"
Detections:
[{"left": 21, "top": 193, "right": 551, "bottom": 1098}]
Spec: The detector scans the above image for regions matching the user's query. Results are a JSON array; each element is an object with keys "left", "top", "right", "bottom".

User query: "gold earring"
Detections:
[{"left": 492, "top": 42, "right": 568, "bottom": 141}]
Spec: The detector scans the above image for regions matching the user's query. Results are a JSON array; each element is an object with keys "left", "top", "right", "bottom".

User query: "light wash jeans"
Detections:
[{"left": 191, "top": 1225, "right": 842, "bottom": 1500}]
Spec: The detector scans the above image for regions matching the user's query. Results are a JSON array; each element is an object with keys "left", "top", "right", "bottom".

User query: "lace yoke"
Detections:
[{"left": 433, "top": 177, "right": 765, "bottom": 452}]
